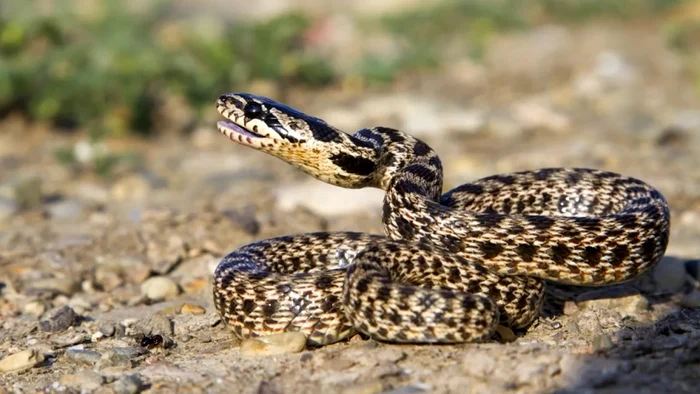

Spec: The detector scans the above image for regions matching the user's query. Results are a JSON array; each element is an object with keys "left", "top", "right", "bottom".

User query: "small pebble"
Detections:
[
  {"left": 113, "top": 346, "right": 149, "bottom": 358},
  {"left": 0, "top": 349, "right": 45, "bottom": 373},
  {"left": 22, "top": 300, "right": 46, "bottom": 317},
  {"left": 100, "top": 323, "right": 116, "bottom": 337},
  {"left": 46, "top": 198, "right": 83, "bottom": 219},
  {"left": 562, "top": 301, "right": 579, "bottom": 315},
  {"left": 50, "top": 331, "right": 90, "bottom": 347},
  {"left": 112, "top": 374, "right": 145, "bottom": 394},
  {"left": 95, "top": 268, "right": 124, "bottom": 291},
  {"left": 59, "top": 370, "right": 105, "bottom": 391},
  {"left": 180, "top": 303, "right": 206, "bottom": 315},
  {"left": 592, "top": 334, "right": 615, "bottom": 352},
  {"left": 137, "top": 313, "right": 173, "bottom": 336},
  {"left": 0, "top": 197, "right": 19, "bottom": 220},
  {"left": 65, "top": 348, "right": 102, "bottom": 365},
  {"left": 680, "top": 292, "right": 700, "bottom": 308},
  {"left": 111, "top": 174, "right": 152, "bottom": 202},
  {"left": 240, "top": 332, "right": 307, "bottom": 356},
  {"left": 223, "top": 209, "right": 261, "bottom": 235},
  {"left": 653, "top": 257, "right": 689, "bottom": 292},
  {"left": 39, "top": 306, "right": 81, "bottom": 333},
  {"left": 140, "top": 276, "right": 180, "bottom": 301},
  {"left": 13, "top": 176, "right": 43, "bottom": 209},
  {"left": 97, "top": 349, "right": 133, "bottom": 369},
  {"left": 382, "top": 385, "right": 430, "bottom": 394}
]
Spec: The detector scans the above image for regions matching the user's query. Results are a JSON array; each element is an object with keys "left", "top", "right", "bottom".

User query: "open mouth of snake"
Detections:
[{"left": 217, "top": 120, "right": 265, "bottom": 140}]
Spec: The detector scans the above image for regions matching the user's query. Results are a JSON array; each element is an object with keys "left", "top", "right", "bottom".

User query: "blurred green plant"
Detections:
[
  {"left": 0, "top": 0, "right": 693, "bottom": 134},
  {"left": 0, "top": 0, "right": 334, "bottom": 137},
  {"left": 357, "top": 0, "right": 690, "bottom": 85},
  {"left": 537, "top": 0, "right": 687, "bottom": 21}
]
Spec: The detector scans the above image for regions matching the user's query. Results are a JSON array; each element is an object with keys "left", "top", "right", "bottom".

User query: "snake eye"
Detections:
[{"left": 243, "top": 102, "right": 263, "bottom": 119}]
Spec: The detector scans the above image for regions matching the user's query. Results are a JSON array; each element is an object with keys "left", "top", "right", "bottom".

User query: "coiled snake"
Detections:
[{"left": 212, "top": 93, "right": 671, "bottom": 346}]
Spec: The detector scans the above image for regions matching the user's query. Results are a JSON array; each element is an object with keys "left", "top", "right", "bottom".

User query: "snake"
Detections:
[{"left": 211, "top": 93, "right": 671, "bottom": 346}]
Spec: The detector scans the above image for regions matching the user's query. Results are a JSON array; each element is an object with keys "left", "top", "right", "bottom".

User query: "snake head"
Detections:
[
  {"left": 216, "top": 93, "right": 378, "bottom": 188},
  {"left": 216, "top": 93, "right": 330, "bottom": 148}
]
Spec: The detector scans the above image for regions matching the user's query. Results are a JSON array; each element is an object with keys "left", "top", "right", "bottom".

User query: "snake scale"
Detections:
[{"left": 212, "top": 93, "right": 671, "bottom": 346}]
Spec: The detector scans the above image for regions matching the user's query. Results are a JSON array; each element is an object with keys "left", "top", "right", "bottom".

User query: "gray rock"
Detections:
[
  {"left": 653, "top": 256, "right": 689, "bottom": 292},
  {"left": 100, "top": 323, "right": 116, "bottom": 337},
  {"left": 13, "top": 176, "right": 42, "bottom": 209},
  {"left": 113, "top": 346, "right": 149, "bottom": 358},
  {"left": 64, "top": 348, "right": 102, "bottom": 365},
  {"left": 381, "top": 385, "right": 430, "bottom": 394},
  {"left": 39, "top": 306, "right": 81, "bottom": 333},
  {"left": 112, "top": 374, "right": 146, "bottom": 394},
  {"left": 50, "top": 331, "right": 91, "bottom": 347},
  {"left": 0, "top": 197, "right": 19, "bottom": 220},
  {"left": 46, "top": 198, "right": 83, "bottom": 219},
  {"left": 223, "top": 208, "right": 260, "bottom": 235}
]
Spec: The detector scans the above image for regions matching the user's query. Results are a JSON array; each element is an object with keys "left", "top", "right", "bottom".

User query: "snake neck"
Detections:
[
  {"left": 350, "top": 127, "right": 444, "bottom": 197},
  {"left": 346, "top": 127, "right": 446, "bottom": 240}
]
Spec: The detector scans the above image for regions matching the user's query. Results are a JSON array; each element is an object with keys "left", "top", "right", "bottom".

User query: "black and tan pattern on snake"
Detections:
[{"left": 212, "top": 93, "right": 671, "bottom": 346}]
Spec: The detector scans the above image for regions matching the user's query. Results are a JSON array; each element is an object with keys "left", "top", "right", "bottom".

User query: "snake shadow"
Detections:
[{"left": 539, "top": 254, "right": 700, "bottom": 393}]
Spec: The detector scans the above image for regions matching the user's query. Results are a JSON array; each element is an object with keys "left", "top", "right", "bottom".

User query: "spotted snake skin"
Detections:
[{"left": 212, "top": 93, "right": 671, "bottom": 346}]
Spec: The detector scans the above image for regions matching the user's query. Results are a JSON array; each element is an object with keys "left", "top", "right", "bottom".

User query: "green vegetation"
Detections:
[
  {"left": 0, "top": 0, "right": 694, "bottom": 139},
  {"left": 0, "top": 0, "right": 331, "bottom": 137}
]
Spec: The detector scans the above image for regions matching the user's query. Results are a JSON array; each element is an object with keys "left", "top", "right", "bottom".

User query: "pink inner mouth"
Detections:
[{"left": 217, "top": 120, "right": 264, "bottom": 139}]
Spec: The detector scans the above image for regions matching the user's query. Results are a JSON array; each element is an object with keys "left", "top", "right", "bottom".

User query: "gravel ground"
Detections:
[{"left": 2, "top": 23, "right": 700, "bottom": 394}]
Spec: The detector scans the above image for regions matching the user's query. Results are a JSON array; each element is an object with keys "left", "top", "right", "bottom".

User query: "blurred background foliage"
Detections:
[{"left": 0, "top": 0, "right": 698, "bottom": 140}]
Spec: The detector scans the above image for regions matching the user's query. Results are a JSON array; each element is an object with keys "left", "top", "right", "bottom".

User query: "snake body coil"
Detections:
[{"left": 212, "top": 93, "right": 670, "bottom": 345}]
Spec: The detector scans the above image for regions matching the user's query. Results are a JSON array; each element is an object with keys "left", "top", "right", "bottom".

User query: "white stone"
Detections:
[
  {"left": 240, "top": 332, "right": 307, "bottom": 356},
  {"left": 140, "top": 276, "right": 180, "bottom": 301},
  {"left": 0, "top": 349, "right": 44, "bottom": 373}
]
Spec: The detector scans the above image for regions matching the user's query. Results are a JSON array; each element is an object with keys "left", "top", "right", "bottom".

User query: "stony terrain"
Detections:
[{"left": 1, "top": 22, "right": 700, "bottom": 394}]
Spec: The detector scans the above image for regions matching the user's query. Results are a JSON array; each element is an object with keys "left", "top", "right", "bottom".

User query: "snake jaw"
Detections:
[{"left": 216, "top": 117, "right": 272, "bottom": 149}]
